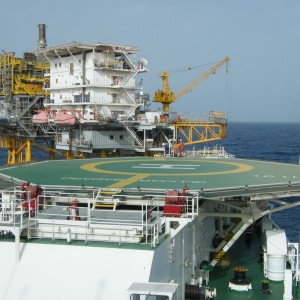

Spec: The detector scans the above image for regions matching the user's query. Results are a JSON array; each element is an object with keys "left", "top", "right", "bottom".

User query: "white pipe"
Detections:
[{"left": 15, "top": 227, "right": 20, "bottom": 263}]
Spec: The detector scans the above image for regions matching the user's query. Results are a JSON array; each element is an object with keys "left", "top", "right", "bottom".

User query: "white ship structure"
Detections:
[
  {"left": 33, "top": 41, "right": 173, "bottom": 154},
  {"left": 0, "top": 24, "right": 229, "bottom": 164}
]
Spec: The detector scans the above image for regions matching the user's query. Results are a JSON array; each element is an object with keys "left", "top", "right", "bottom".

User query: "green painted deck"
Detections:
[
  {"left": 0, "top": 157, "right": 299, "bottom": 300},
  {"left": 209, "top": 231, "right": 300, "bottom": 300},
  {"left": 0, "top": 157, "right": 300, "bottom": 191}
]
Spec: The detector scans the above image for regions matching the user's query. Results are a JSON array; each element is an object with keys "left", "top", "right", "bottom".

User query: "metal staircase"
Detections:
[{"left": 122, "top": 122, "right": 143, "bottom": 148}]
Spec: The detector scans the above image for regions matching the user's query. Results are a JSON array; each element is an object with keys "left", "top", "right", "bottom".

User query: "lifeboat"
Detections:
[
  {"left": 54, "top": 111, "right": 77, "bottom": 125},
  {"left": 32, "top": 111, "right": 49, "bottom": 124}
]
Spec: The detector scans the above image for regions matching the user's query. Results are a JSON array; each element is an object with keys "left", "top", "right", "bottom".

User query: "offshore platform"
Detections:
[{"left": 0, "top": 25, "right": 229, "bottom": 165}]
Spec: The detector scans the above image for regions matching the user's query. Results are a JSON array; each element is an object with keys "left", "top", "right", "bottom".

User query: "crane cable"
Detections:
[
  {"left": 162, "top": 59, "right": 231, "bottom": 93},
  {"left": 166, "top": 60, "right": 224, "bottom": 74}
]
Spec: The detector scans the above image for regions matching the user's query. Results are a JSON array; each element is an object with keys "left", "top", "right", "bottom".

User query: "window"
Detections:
[
  {"left": 56, "top": 79, "right": 58, "bottom": 84},
  {"left": 128, "top": 283, "right": 176, "bottom": 300},
  {"left": 74, "top": 95, "right": 82, "bottom": 103},
  {"left": 110, "top": 135, "right": 113, "bottom": 140},
  {"left": 70, "top": 63, "right": 74, "bottom": 75},
  {"left": 120, "top": 135, "right": 123, "bottom": 140},
  {"left": 130, "top": 295, "right": 169, "bottom": 300},
  {"left": 83, "top": 93, "right": 90, "bottom": 102},
  {"left": 55, "top": 63, "right": 57, "bottom": 68},
  {"left": 59, "top": 62, "right": 61, "bottom": 67}
]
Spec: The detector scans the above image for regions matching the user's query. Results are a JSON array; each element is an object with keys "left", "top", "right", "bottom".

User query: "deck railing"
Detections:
[
  {"left": 0, "top": 191, "right": 32, "bottom": 229},
  {"left": 0, "top": 187, "right": 200, "bottom": 247},
  {"left": 31, "top": 200, "right": 163, "bottom": 247}
]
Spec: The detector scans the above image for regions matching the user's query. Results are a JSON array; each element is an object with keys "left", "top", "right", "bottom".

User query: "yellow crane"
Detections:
[{"left": 153, "top": 56, "right": 230, "bottom": 113}]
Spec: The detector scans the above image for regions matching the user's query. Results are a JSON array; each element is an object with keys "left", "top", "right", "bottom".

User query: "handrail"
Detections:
[{"left": 0, "top": 187, "right": 199, "bottom": 247}]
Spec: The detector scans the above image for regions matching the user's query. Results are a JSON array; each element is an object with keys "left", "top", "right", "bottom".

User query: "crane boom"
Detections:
[
  {"left": 153, "top": 56, "right": 230, "bottom": 113},
  {"left": 174, "top": 56, "right": 230, "bottom": 100}
]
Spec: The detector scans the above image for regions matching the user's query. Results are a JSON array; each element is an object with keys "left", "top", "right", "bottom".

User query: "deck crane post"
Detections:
[{"left": 153, "top": 56, "right": 230, "bottom": 113}]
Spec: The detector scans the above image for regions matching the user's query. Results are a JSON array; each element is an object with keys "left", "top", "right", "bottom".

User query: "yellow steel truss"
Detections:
[
  {"left": 0, "top": 134, "right": 68, "bottom": 165},
  {"left": 0, "top": 135, "right": 32, "bottom": 165},
  {"left": 0, "top": 52, "right": 49, "bottom": 97},
  {"left": 175, "top": 121, "right": 227, "bottom": 145}
]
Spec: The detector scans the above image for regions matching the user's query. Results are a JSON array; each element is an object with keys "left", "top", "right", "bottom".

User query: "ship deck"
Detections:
[
  {"left": 0, "top": 157, "right": 299, "bottom": 299},
  {"left": 209, "top": 230, "right": 300, "bottom": 300},
  {"left": 1, "top": 157, "right": 300, "bottom": 197}
]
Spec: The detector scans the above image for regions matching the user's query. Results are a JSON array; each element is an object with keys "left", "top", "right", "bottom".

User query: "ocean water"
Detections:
[
  {"left": 206, "top": 122, "right": 300, "bottom": 242},
  {"left": 0, "top": 122, "right": 299, "bottom": 241},
  {"left": 218, "top": 122, "right": 300, "bottom": 164}
]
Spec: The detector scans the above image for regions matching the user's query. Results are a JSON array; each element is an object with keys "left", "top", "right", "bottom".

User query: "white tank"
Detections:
[{"left": 265, "top": 229, "right": 287, "bottom": 281}]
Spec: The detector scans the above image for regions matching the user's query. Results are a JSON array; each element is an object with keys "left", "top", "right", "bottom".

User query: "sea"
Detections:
[
  {"left": 203, "top": 122, "right": 300, "bottom": 243},
  {"left": 0, "top": 122, "right": 299, "bottom": 242}
]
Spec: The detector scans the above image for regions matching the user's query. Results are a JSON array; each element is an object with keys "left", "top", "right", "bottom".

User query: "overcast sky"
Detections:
[{"left": 1, "top": 0, "right": 299, "bottom": 123}]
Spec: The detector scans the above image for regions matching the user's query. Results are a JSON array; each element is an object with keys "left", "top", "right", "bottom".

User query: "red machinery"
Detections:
[
  {"left": 163, "top": 186, "right": 189, "bottom": 217},
  {"left": 20, "top": 182, "right": 43, "bottom": 217}
]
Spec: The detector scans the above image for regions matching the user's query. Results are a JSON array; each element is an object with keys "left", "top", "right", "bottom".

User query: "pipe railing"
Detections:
[
  {"left": 29, "top": 195, "right": 164, "bottom": 247},
  {"left": 0, "top": 189, "right": 200, "bottom": 247}
]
